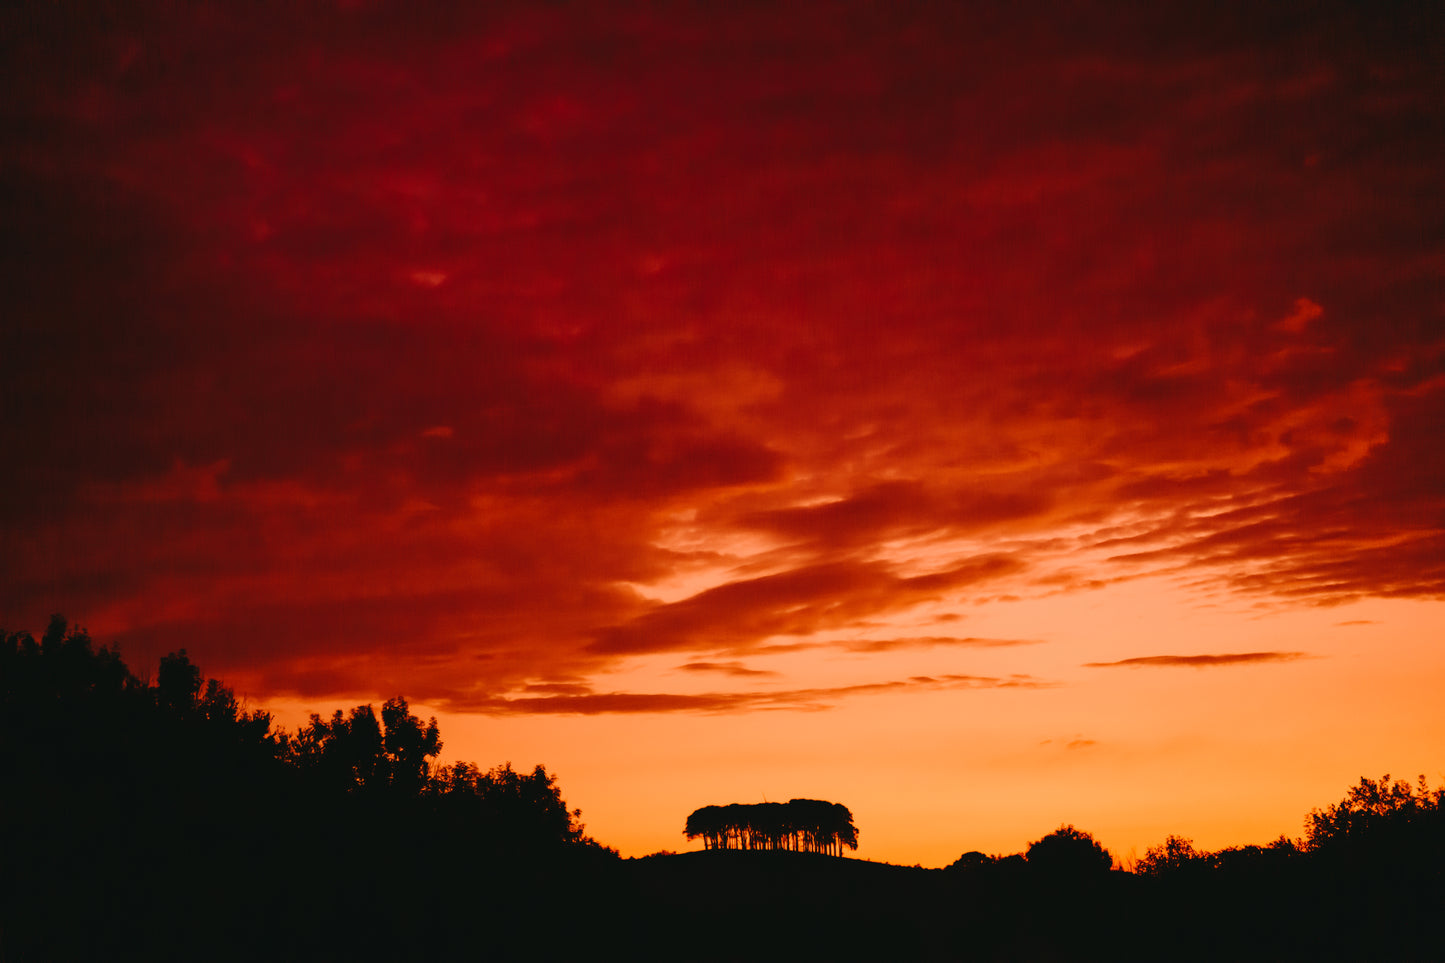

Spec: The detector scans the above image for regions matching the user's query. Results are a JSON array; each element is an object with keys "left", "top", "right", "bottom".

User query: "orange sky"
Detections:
[{"left": 4, "top": 1, "right": 1443, "bottom": 867}]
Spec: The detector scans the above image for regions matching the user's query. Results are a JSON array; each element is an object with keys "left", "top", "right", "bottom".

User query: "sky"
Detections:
[{"left": 3, "top": 1, "right": 1443, "bottom": 866}]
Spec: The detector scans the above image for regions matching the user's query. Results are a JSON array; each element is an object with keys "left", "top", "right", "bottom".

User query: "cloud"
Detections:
[
  {"left": 589, "top": 556, "right": 1025, "bottom": 656},
  {"left": 1042, "top": 736, "right": 1098, "bottom": 750},
  {"left": 519, "top": 682, "right": 593, "bottom": 696},
  {"left": 1083, "top": 652, "right": 1309, "bottom": 669},
  {"left": 1276, "top": 297, "right": 1324, "bottom": 334},
  {"left": 836, "top": 636, "right": 1044, "bottom": 653},
  {"left": 446, "top": 672, "right": 1050, "bottom": 715},
  {"left": 677, "top": 661, "right": 777, "bottom": 678},
  {"left": 735, "top": 481, "right": 1052, "bottom": 547},
  {"left": 0, "top": 0, "right": 1440, "bottom": 713}
]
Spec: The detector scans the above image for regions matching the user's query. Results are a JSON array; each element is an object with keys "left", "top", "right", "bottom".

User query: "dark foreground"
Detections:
[
  {"left": 625, "top": 848, "right": 1440, "bottom": 961},
  {"left": 8, "top": 843, "right": 1440, "bottom": 961}
]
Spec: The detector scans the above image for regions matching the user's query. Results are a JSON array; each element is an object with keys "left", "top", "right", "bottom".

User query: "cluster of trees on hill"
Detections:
[{"left": 684, "top": 799, "right": 859, "bottom": 854}]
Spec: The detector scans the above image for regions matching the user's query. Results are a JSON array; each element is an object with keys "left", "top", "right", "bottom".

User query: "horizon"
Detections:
[
  {"left": 3, "top": 2, "right": 1443, "bottom": 870},
  {"left": 13, "top": 613, "right": 1439, "bottom": 868}
]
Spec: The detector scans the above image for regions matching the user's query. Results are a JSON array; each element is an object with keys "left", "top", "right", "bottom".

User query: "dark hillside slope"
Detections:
[
  {"left": 620, "top": 850, "right": 1148, "bottom": 961},
  {"left": 623, "top": 851, "right": 952, "bottom": 959}
]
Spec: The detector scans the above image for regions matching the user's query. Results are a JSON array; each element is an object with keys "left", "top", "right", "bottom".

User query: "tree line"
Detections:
[
  {"left": 934, "top": 776, "right": 1445, "bottom": 959},
  {"left": 943, "top": 773, "right": 1444, "bottom": 882},
  {"left": 1, "top": 615, "right": 616, "bottom": 959},
  {"left": 685, "top": 799, "right": 859, "bottom": 855},
  {"left": 1, "top": 615, "right": 600, "bottom": 848},
  {"left": 1131, "top": 772, "right": 1445, "bottom": 878}
]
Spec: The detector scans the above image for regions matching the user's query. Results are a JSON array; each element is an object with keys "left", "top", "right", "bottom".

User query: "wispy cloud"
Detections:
[
  {"left": 589, "top": 556, "right": 1025, "bottom": 657},
  {"left": 1083, "top": 652, "right": 1309, "bottom": 669},
  {"left": 1042, "top": 736, "right": 1098, "bottom": 750},
  {"left": 835, "top": 636, "right": 1045, "bottom": 653},
  {"left": 447, "top": 672, "right": 1051, "bottom": 715},
  {"left": 676, "top": 661, "right": 777, "bottom": 678}
]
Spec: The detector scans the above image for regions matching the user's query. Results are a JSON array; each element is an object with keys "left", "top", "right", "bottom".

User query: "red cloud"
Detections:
[
  {"left": 590, "top": 556, "right": 1025, "bottom": 656},
  {"left": 1, "top": 1, "right": 1440, "bottom": 713}
]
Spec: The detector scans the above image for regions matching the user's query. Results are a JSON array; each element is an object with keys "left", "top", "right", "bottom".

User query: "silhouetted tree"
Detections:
[
  {"left": 289, "top": 704, "right": 380, "bottom": 790},
  {"left": 1136, "top": 834, "right": 1205, "bottom": 877},
  {"left": 830, "top": 801, "right": 859, "bottom": 854},
  {"left": 156, "top": 648, "right": 203, "bottom": 711},
  {"left": 381, "top": 696, "right": 442, "bottom": 794},
  {"left": 1026, "top": 824, "right": 1112, "bottom": 875},
  {"left": 1, "top": 614, "right": 135, "bottom": 707},
  {"left": 947, "top": 850, "right": 993, "bottom": 872},
  {"left": 684, "top": 804, "right": 725, "bottom": 849}
]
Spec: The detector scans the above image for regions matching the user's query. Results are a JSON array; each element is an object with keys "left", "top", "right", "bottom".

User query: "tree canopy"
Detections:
[
  {"left": 1025, "top": 824, "right": 1113, "bottom": 875},
  {"left": 684, "top": 799, "right": 858, "bottom": 855},
  {"left": 2, "top": 615, "right": 600, "bottom": 847},
  {"left": 1304, "top": 773, "right": 1444, "bottom": 852}
]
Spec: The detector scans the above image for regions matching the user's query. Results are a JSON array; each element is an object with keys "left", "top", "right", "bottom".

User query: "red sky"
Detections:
[{"left": 4, "top": 1, "right": 1443, "bottom": 864}]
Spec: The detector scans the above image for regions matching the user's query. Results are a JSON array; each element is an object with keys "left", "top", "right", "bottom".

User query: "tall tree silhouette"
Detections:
[
  {"left": 382, "top": 696, "right": 442, "bottom": 793},
  {"left": 156, "top": 648, "right": 203, "bottom": 711}
]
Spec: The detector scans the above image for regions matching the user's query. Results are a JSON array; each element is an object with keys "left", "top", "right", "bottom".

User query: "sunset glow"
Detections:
[{"left": 3, "top": 2, "right": 1442, "bottom": 867}]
